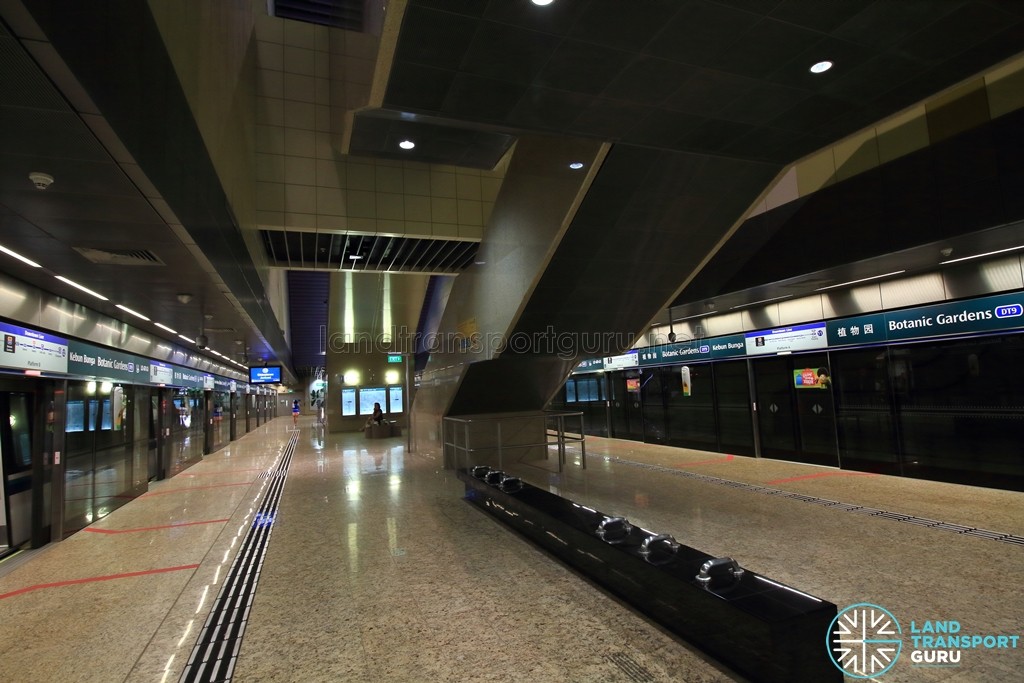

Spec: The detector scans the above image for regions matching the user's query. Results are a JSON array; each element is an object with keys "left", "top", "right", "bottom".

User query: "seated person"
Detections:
[{"left": 365, "top": 402, "right": 386, "bottom": 429}]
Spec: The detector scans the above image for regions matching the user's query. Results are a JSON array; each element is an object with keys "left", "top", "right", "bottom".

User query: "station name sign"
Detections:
[
  {"left": 575, "top": 290, "right": 1024, "bottom": 374},
  {"left": 637, "top": 334, "right": 746, "bottom": 365},
  {"left": 827, "top": 291, "right": 1024, "bottom": 347}
]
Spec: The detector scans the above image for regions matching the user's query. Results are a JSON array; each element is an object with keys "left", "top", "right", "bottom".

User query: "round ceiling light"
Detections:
[
  {"left": 399, "top": 140, "right": 415, "bottom": 150},
  {"left": 569, "top": 162, "right": 584, "bottom": 170},
  {"left": 810, "top": 60, "right": 833, "bottom": 74},
  {"left": 532, "top": 0, "right": 555, "bottom": 5}
]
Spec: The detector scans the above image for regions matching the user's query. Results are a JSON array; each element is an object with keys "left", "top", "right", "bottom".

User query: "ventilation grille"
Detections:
[
  {"left": 270, "top": 0, "right": 363, "bottom": 31},
  {"left": 73, "top": 247, "right": 165, "bottom": 266},
  {"left": 261, "top": 231, "right": 479, "bottom": 273}
]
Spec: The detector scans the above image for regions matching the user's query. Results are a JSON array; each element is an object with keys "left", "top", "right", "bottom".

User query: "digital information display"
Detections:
[
  {"left": 250, "top": 366, "right": 281, "bottom": 384},
  {"left": 745, "top": 323, "right": 827, "bottom": 356},
  {"left": 603, "top": 352, "right": 638, "bottom": 370},
  {"left": 389, "top": 386, "right": 403, "bottom": 413},
  {"left": 150, "top": 361, "right": 174, "bottom": 385},
  {"left": 341, "top": 388, "right": 356, "bottom": 416},
  {"left": 359, "top": 387, "right": 386, "bottom": 415}
]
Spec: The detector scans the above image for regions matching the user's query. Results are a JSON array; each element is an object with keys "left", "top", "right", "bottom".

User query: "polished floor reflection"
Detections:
[{"left": 0, "top": 416, "right": 1021, "bottom": 682}]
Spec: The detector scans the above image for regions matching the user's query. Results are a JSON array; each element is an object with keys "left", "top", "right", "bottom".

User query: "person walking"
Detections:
[{"left": 292, "top": 399, "right": 300, "bottom": 426}]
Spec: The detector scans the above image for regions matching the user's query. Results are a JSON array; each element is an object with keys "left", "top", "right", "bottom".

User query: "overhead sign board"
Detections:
[
  {"left": 0, "top": 322, "right": 68, "bottom": 373},
  {"left": 575, "top": 358, "right": 605, "bottom": 373},
  {"left": 174, "top": 367, "right": 208, "bottom": 389},
  {"left": 68, "top": 341, "right": 151, "bottom": 383},
  {"left": 250, "top": 366, "right": 281, "bottom": 384},
  {"left": 828, "top": 291, "right": 1024, "bottom": 347},
  {"left": 638, "top": 334, "right": 746, "bottom": 365},
  {"left": 575, "top": 291, "right": 1024, "bottom": 375},
  {"left": 745, "top": 322, "right": 827, "bottom": 356},
  {"left": 603, "top": 352, "right": 638, "bottom": 370},
  {"left": 150, "top": 361, "right": 175, "bottom": 385}
]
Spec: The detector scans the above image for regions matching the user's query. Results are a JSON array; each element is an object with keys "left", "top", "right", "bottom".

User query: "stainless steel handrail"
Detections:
[{"left": 442, "top": 410, "right": 586, "bottom": 473}]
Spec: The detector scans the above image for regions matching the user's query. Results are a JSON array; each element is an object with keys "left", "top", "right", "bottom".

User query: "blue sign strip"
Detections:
[
  {"left": 827, "top": 291, "right": 1024, "bottom": 347},
  {"left": 637, "top": 334, "right": 746, "bottom": 366},
  {"left": 576, "top": 290, "right": 1024, "bottom": 374},
  {"left": 66, "top": 338, "right": 239, "bottom": 389}
]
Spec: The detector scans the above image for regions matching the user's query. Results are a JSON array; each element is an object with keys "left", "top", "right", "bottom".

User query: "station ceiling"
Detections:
[{"left": 1, "top": 0, "right": 1023, "bottom": 379}]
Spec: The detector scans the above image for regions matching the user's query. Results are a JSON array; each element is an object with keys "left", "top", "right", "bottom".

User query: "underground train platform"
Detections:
[{"left": 0, "top": 414, "right": 1020, "bottom": 682}]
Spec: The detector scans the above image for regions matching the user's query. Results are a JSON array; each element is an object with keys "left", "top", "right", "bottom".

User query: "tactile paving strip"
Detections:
[
  {"left": 602, "top": 456, "right": 1024, "bottom": 547},
  {"left": 179, "top": 432, "right": 298, "bottom": 683}
]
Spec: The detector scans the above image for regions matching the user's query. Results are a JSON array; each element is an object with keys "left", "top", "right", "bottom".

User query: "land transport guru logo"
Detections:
[
  {"left": 827, "top": 602, "right": 1020, "bottom": 678},
  {"left": 828, "top": 603, "right": 902, "bottom": 677}
]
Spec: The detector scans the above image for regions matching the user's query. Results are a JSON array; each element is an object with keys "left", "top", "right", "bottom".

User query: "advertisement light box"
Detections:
[{"left": 250, "top": 366, "right": 282, "bottom": 384}]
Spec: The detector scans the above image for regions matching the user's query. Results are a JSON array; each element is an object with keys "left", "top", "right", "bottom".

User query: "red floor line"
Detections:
[
  {"left": 765, "top": 471, "right": 878, "bottom": 485},
  {"left": 0, "top": 564, "right": 200, "bottom": 601},
  {"left": 84, "top": 518, "right": 231, "bottom": 534},
  {"left": 140, "top": 482, "right": 253, "bottom": 497},
  {"left": 674, "top": 454, "right": 735, "bottom": 468}
]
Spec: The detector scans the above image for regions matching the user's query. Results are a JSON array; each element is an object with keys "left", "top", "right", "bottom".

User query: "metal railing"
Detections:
[{"left": 442, "top": 410, "right": 586, "bottom": 473}]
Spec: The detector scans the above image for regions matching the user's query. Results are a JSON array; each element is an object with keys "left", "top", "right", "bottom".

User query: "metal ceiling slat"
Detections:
[
  {"left": 375, "top": 236, "right": 395, "bottom": 270},
  {"left": 263, "top": 231, "right": 278, "bottom": 266},
  {"left": 325, "top": 233, "right": 337, "bottom": 268},
  {"left": 272, "top": 0, "right": 363, "bottom": 30},
  {"left": 450, "top": 242, "right": 475, "bottom": 271},
  {"left": 462, "top": 243, "right": 481, "bottom": 270},
  {"left": 401, "top": 239, "right": 427, "bottom": 272},
  {"left": 434, "top": 241, "right": 461, "bottom": 272},
  {"left": 365, "top": 235, "right": 385, "bottom": 266},
  {"left": 339, "top": 234, "right": 351, "bottom": 271},
  {"left": 451, "top": 241, "right": 476, "bottom": 271},
  {"left": 353, "top": 234, "right": 367, "bottom": 271},
  {"left": 414, "top": 239, "right": 447, "bottom": 272},
  {"left": 282, "top": 230, "right": 293, "bottom": 268},
  {"left": 461, "top": 243, "right": 480, "bottom": 269},
  {"left": 386, "top": 237, "right": 409, "bottom": 272}
]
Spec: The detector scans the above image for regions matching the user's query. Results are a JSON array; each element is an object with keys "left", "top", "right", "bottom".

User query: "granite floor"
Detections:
[{"left": 0, "top": 416, "right": 1020, "bottom": 682}]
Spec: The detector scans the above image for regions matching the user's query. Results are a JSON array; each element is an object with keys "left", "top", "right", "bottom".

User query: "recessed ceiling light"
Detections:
[
  {"left": 941, "top": 245, "right": 1024, "bottom": 264},
  {"left": 179, "top": 334, "right": 196, "bottom": 344},
  {"left": 399, "top": 140, "right": 415, "bottom": 150},
  {"left": 814, "top": 270, "right": 905, "bottom": 291},
  {"left": 569, "top": 162, "right": 584, "bottom": 170},
  {"left": 55, "top": 275, "right": 108, "bottom": 301},
  {"left": 116, "top": 304, "right": 151, "bottom": 321},
  {"left": 810, "top": 60, "right": 833, "bottom": 74},
  {"left": 0, "top": 244, "right": 41, "bottom": 267},
  {"left": 729, "top": 295, "right": 792, "bottom": 310},
  {"left": 349, "top": 254, "right": 363, "bottom": 260},
  {"left": 155, "top": 322, "right": 178, "bottom": 334},
  {"left": 532, "top": 0, "right": 554, "bottom": 5}
]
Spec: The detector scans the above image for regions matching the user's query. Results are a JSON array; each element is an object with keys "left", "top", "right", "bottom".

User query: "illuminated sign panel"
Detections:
[{"left": 250, "top": 366, "right": 281, "bottom": 384}]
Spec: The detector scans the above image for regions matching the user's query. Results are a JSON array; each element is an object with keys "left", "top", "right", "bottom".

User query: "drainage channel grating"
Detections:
[
  {"left": 180, "top": 433, "right": 298, "bottom": 683},
  {"left": 605, "top": 652, "right": 656, "bottom": 683},
  {"left": 604, "top": 456, "right": 1024, "bottom": 547}
]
